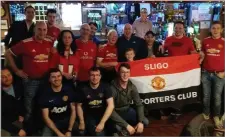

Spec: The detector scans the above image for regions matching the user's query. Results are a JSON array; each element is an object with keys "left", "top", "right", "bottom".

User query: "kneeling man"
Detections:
[
  {"left": 39, "top": 68, "right": 76, "bottom": 136},
  {"left": 77, "top": 67, "right": 114, "bottom": 136},
  {"left": 111, "top": 63, "right": 149, "bottom": 135}
]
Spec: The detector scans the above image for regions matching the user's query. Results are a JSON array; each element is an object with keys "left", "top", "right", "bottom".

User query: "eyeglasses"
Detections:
[
  {"left": 90, "top": 74, "right": 101, "bottom": 77},
  {"left": 81, "top": 28, "right": 90, "bottom": 31}
]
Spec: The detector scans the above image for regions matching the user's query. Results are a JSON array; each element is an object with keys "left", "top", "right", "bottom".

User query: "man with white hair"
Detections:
[
  {"left": 75, "top": 23, "right": 97, "bottom": 85},
  {"left": 5, "top": 21, "right": 54, "bottom": 132},
  {"left": 96, "top": 29, "right": 118, "bottom": 82},
  {"left": 117, "top": 23, "right": 148, "bottom": 62}
]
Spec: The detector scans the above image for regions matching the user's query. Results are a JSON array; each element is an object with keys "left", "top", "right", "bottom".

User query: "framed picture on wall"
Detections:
[{"left": 1, "top": 20, "right": 8, "bottom": 29}]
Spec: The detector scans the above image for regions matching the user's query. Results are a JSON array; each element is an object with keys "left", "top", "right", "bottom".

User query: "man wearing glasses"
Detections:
[
  {"left": 75, "top": 22, "right": 101, "bottom": 46},
  {"left": 76, "top": 67, "right": 114, "bottom": 136},
  {"left": 110, "top": 63, "right": 149, "bottom": 136}
]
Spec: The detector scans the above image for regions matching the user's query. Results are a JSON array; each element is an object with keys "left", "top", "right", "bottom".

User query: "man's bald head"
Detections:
[
  {"left": 35, "top": 21, "right": 47, "bottom": 40},
  {"left": 123, "top": 23, "right": 133, "bottom": 39},
  {"left": 80, "top": 23, "right": 91, "bottom": 39}
]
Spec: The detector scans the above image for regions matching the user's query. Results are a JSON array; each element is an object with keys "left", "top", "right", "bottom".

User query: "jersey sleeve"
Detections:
[
  {"left": 97, "top": 46, "right": 105, "bottom": 59},
  {"left": 49, "top": 50, "right": 60, "bottom": 69},
  {"left": 164, "top": 37, "right": 170, "bottom": 49},
  {"left": 76, "top": 87, "right": 86, "bottom": 103},
  {"left": 201, "top": 39, "right": 206, "bottom": 53},
  {"left": 73, "top": 53, "right": 80, "bottom": 74},
  {"left": 66, "top": 87, "right": 76, "bottom": 103},
  {"left": 9, "top": 41, "right": 25, "bottom": 56},
  {"left": 39, "top": 91, "right": 51, "bottom": 109},
  {"left": 188, "top": 39, "right": 195, "bottom": 52},
  {"left": 104, "top": 84, "right": 113, "bottom": 99}
]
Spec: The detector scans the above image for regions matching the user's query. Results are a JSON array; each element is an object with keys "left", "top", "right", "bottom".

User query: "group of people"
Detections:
[{"left": 1, "top": 5, "right": 224, "bottom": 136}]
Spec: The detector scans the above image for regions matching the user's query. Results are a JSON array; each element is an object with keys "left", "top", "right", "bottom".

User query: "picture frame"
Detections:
[{"left": 1, "top": 20, "right": 8, "bottom": 29}]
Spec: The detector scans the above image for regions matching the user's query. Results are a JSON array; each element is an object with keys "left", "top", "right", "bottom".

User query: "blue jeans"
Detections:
[
  {"left": 42, "top": 118, "right": 76, "bottom": 136},
  {"left": 115, "top": 108, "right": 149, "bottom": 131},
  {"left": 201, "top": 70, "right": 225, "bottom": 116},
  {"left": 23, "top": 79, "right": 42, "bottom": 121},
  {"left": 84, "top": 115, "right": 113, "bottom": 136}
]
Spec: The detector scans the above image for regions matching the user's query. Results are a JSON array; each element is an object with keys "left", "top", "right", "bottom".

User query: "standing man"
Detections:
[
  {"left": 89, "top": 22, "right": 101, "bottom": 46},
  {"left": 5, "top": 21, "right": 54, "bottom": 126},
  {"left": 46, "top": 9, "right": 60, "bottom": 42},
  {"left": 77, "top": 67, "right": 114, "bottom": 136},
  {"left": 39, "top": 68, "right": 76, "bottom": 136},
  {"left": 3, "top": 5, "right": 35, "bottom": 69},
  {"left": 160, "top": 21, "right": 197, "bottom": 56},
  {"left": 75, "top": 22, "right": 101, "bottom": 46},
  {"left": 117, "top": 23, "right": 148, "bottom": 62},
  {"left": 201, "top": 21, "right": 224, "bottom": 129},
  {"left": 110, "top": 63, "right": 149, "bottom": 136},
  {"left": 75, "top": 23, "right": 97, "bottom": 85},
  {"left": 97, "top": 29, "right": 118, "bottom": 83},
  {"left": 132, "top": 8, "right": 152, "bottom": 39},
  {"left": 3, "top": 5, "right": 35, "bottom": 48}
]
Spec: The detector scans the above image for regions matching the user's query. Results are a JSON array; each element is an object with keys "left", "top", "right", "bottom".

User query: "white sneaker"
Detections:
[
  {"left": 214, "top": 116, "right": 223, "bottom": 129},
  {"left": 202, "top": 113, "right": 210, "bottom": 120}
]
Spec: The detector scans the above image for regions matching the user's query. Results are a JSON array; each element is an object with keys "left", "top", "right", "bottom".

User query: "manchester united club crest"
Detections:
[
  {"left": 99, "top": 93, "right": 104, "bottom": 98},
  {"left": 62, "top": 95, "right": 68, "bottom": 101},
  {"left": 151, "top": 76, "right": 166, "bottom": 90},
  {"left": 218, "top": 44, "right": 223, "bottom": 49}
]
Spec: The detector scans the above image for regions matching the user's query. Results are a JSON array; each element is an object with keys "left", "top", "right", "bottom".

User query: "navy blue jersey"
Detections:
[
  {"left": 77, "top": 83, "right": 112, "bottom": 116},
  {"left": 39, "top": 85, "right": 76, "bottom": 122}
]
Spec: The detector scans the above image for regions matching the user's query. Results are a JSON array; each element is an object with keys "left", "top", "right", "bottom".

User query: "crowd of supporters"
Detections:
[{"left": 1, "top": 5, "right": 224, "bottom": 136}]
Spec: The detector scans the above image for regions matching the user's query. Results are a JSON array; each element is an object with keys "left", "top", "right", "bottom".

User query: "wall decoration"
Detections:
[
  {"left": 1, "top": 20, "right": 8, "bottom": 29},
  {"left": 1, "top": 5, "right": 6, "bottom": 18}
]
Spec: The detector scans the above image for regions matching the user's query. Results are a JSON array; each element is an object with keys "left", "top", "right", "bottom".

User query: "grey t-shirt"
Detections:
[
  {"left": 132, "top": 18, "right": 152, "bottom": 39},
  {"left": 147, "top": 46, "right": 154, "bottom": 57}
]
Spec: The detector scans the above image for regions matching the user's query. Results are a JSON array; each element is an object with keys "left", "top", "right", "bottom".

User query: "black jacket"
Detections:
[
  {"left": 147, "top": 41, "right": 165, "bottom": 57},
  {"left": 117, "top": 35, "right": 148, "bottom": 62},
  {"left": 110, "top": 79, "right": 144, "bottom": 128},
  {"left": 3, "top": 20, "right": 35, "bottom": 48},
  {"left": 1, "top": 83, "right": 25, "bottom": 134}
]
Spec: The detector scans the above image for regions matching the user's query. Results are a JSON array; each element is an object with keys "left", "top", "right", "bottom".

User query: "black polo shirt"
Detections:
[{"left": 117, "top": 35, "right": 148, "bottom": 62}]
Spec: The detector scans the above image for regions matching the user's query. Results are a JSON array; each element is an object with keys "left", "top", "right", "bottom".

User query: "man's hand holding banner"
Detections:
[{"left": 116, "top": 54, "right": 201, "bottom": 109}]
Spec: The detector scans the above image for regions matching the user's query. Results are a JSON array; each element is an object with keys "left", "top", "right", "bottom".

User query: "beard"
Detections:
[{"left": 90, "top": 80, "right": 100, "bottom": 86}]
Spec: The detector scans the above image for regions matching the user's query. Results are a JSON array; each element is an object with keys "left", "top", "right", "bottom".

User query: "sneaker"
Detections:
[
  {"left": 120, "top": 129, "right": 129, "bottom": 136},
  {"left": 214, "top": 116, "right": 223, "bottom": 129},
  {"left": 202, "top": 113, "right": 210, "bottom": 120},
  {"left": 222, "top": 113, "right": 225, "bottom": 121},
  {"left": 113, "top": 133, "right": 119, "bottom": 136}
]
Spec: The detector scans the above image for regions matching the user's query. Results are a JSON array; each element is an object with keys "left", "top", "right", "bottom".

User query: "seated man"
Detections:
[
  {"left": 110, "top": 63, "right": 149, "bottom": 135},
  {"left": 39, "top": 68, "right": 76, "bottom": 136},
  {"left": 77, "top": 67, "right": 114, "bottom": 136},
  {"left": 1, "top": 68, "right": 26, "bottom": 136}
]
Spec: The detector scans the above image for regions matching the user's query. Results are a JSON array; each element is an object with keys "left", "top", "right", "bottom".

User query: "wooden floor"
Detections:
[{"left": 141, "top": 112, "right": 198, "bottom": 136}]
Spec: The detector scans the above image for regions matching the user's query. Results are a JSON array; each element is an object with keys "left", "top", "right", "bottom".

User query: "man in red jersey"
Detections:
[
  {"left": 158, "top": 21, "right": 198, "bottom": 119},
  {"left": 46, "top": 9, "right": 60, "bottom": 42},
  {"left": 76, "top": 23, "right": 97, "bottom": 84},
  {"left": 201, "top": 21, "right": 224, "bottom": 130},
  {"left": 160, "top": 21, "right": 197, "bottom": 56},
  {"left": 5, "top": 21, "right": 54, "bottom": 130},
  {"left": 97, "top": 29, "right": 118, "bottom": 82}
]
